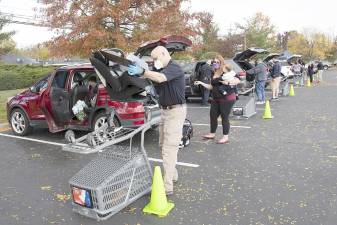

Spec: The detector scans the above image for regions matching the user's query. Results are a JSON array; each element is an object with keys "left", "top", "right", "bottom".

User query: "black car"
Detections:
[{"left": 183, "top": 48, "right": 271, "bottom": 99}]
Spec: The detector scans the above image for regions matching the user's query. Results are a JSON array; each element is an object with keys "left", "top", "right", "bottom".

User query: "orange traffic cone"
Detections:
[{"left": 143, "top": 166, "right": 174, "bottom": 217}]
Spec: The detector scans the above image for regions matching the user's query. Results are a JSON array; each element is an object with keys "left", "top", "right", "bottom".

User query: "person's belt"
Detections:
[{"left": 160, "top": 104, "right": 185, "bottom": 110}]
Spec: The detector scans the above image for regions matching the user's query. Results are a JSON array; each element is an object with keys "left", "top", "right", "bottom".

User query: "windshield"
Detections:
[{"left": 225, "top": 59, "right": 244, "bottom": 73}]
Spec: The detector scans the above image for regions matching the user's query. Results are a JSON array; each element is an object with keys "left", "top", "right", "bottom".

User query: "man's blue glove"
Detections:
[{"left": 128, "top": 64, "right": 144, "bottom": 76}]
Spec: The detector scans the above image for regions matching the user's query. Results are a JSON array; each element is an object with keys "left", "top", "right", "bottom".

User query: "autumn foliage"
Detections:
[{"left": 40, "top": 0, "right": 207, "bottom": 57}]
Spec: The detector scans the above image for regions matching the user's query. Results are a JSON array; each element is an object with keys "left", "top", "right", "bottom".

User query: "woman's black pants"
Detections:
[{"left": 210, "top": 100, "right": 235, "bottom": 135}]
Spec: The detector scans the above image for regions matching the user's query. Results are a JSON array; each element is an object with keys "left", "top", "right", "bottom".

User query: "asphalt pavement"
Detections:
[{"left": 1, "top": 69, "right": 337, "bottom": 225}]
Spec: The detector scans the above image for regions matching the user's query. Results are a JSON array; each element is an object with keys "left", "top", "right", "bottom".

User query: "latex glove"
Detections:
[
  {"left": 194, "top": 81, "right": 202, "bottom": 85},
  {"left": 128, "top": 64, "right": 144, "bottom": 76}
]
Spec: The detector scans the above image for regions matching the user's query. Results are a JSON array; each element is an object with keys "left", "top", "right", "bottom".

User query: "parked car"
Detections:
[
  {"left": 306, "top": 60, "right": 332, "bottom": 70},
  {"left": 182, "top": 48, "right": 269, "bottom": 99},
  {"left": 232, "top": 47, "right": 269, "bottom": 92},
  {"left": 7, "top": 35, "right": 192, "bottom": 136},
  {"left": 278, "top": 54, "right": 302, "bottom": 78}
]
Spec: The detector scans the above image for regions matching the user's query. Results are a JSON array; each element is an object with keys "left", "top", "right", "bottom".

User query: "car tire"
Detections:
[
  {"left": 10, "top": 108, "right": 32, "bottom": 136},
  {"left": 92, "top": 111, "right": 120, "bottom": 132},
  {"left": 323, "top": 65, "right": 328, "bottom": 70}
]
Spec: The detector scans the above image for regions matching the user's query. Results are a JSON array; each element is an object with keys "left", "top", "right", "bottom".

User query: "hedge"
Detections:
[{"left": 0, "top": 64, "right": 58, "bottom": 91}]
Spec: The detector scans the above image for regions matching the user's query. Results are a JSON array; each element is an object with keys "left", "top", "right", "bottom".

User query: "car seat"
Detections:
[
  {"left": 71, "top": 72, "right": 89, "bottom": 108},
  {"left": 89, "top": 50, "right": 156, "bottom": 102}
]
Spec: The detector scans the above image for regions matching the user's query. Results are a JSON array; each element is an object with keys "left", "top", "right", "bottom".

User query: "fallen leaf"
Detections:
[
  {"left": 41, "top": 186, "right": 52, "bottom": 191},
  {"left": 55, "top": 193, "right": 71, "bottom": 202}
]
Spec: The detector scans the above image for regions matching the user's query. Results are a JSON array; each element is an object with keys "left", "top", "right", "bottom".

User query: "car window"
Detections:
[
  {"left": 71, "top": 70, "right": 99, "bottom": 89},
  {"left": 224, "top": 59, "right": 244, "bottom": 73},
  {"left": 34, "top": 74, "right": 51, "bottom": 92},
  {"left": 280, "top": 61, "right": 290, "bottom": 66},
  {"left": 52, "top": 70, "right": 68, "bottom": 89}
]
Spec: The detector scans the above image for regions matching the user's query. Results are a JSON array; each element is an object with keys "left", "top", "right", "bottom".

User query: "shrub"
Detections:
[{"left": 0, "top": 64, "right": 58, "bottom": 91}]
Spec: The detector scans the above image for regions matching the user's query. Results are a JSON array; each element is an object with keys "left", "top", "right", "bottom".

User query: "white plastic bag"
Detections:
[{"left": 72, "top": 100, "right": 88, "bottom": 121}]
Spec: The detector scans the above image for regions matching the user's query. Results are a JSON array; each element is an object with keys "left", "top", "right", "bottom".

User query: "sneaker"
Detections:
[{"left": 256, "top": 101, "right": 264, "bottom": 105}]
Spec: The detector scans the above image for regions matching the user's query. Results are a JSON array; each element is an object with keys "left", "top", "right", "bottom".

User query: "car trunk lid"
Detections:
[
  {"left": 263, "top": 53, "right": 281, "bottom": 62},
  {"left": 134, "top": 35, "right": 192, "bottom": 57},
  {"left": 233, "top": 47, "right": 268, "bottom": 62}
]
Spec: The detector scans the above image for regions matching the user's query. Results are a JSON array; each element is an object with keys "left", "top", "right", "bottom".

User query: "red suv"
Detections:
[{"left": 6, "top": 35, "right": 192, "bottom": 136}]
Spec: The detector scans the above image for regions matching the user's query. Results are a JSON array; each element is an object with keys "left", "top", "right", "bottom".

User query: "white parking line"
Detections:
[
  {"left": 0, "top": 133, "right": 65, "bottom": 146},
  {"left": 193, "top": 123, "right": 251, "bottom": 129},
  {"left": 0, "top": 133, "right": 200, "bottom": 168}
]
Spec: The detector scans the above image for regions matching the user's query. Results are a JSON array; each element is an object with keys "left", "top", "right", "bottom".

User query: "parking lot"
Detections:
[{"left": 1, "top": 69, "right": 337, "bottom": 225}]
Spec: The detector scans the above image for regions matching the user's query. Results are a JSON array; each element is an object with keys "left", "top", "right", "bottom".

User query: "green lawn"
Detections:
[{"left": 0, "top": 89, "right": 26, "bottom": 123}]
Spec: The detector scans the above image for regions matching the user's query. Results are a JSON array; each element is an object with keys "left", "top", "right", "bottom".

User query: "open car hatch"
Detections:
[
  {"left": 134, "top": 35, "right": 192, "bottom": 57},
  {"left": 233, "top": 47, "right": 268, "bottom": 62},
  {"left": 263, "top": 53, "right": 281, "bottom": 62},
  {"left": 90, "top": 35, "right": 192, "bottom": 102}
]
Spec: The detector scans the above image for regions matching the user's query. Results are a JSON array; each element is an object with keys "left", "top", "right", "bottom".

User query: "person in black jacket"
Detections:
[
  {"left": 307, "top": 63, "right": 315, "bottom": 84},
  {"left": 316, "top": 61, "right": 324, "bottom": 83},
  {"left": 198, "top": 60, "right": 213, "bottom": 106},
  {"left": 270, "top": 58, "right": 282, "bottom": 100}
]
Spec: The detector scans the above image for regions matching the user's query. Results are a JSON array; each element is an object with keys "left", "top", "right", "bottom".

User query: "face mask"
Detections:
[
  {"left": 154, "top": 59, "right": 164, "bottom": 70},
  {"left": 212, "top": 62, "right": 220, "bottom": 70}
]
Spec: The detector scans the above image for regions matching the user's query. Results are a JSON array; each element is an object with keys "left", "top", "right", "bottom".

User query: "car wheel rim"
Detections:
[
  {"left": 94, "top": 117, "right": 108, "bottom": 131},
  {"left": 11, "top": 112, "right": 25, "bottom": 134}
]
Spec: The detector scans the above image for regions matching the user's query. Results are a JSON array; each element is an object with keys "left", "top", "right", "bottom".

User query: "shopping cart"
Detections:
[
  {"left": 68, "top": 116, "right": 160, "bottom": 220},
  {"left": 62, "top": 106, "right": 160, "bottom": 154}
]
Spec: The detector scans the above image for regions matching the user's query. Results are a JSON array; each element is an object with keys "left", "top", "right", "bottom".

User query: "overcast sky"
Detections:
[{"left": 1, "top": 0, "right": 336, "bottom": 48}]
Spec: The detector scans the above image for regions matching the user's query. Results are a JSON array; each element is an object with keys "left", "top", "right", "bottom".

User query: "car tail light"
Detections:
[
  {"left": 132, "top": 120, "right": 145, "bottom": 126},
  {"left": 160, "top": 37, "right": 168, "bottom": 44},
  {"left": 116, "top": 102, "right": 145, "bottom": 120},
  {"left": 238, "top": 71, "right": 246, "bottom": 77}
]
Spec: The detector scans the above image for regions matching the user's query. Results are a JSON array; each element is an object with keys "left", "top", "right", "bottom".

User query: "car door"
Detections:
[
  {"left": 27, "top": 75, "right": 51, "bottom": 120},
  {"left": 41, "top": 70, "right": 72, "bottom": 132}
]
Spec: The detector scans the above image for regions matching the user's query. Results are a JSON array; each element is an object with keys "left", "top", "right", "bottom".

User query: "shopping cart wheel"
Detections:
[
  {"left": 65, "top": 130, "right": 75, "bottom": 143},
  {"left": 86, "top": 133, "right": 97, "bottom": 147}
]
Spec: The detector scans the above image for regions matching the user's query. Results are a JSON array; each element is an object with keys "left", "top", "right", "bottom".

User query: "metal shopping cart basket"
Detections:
[{"left": 68, "top": 116, "right": 159, "bottom": 220}]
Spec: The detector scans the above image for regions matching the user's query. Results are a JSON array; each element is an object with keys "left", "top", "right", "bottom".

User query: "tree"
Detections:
[
  {"left": 0, "top": 16, "right": 15, "bottom": 55},
  {"left": 287, "top": 31, "right": 310, "bottom": 59},
  {"left": 236, "top": 12, "right": 276, "bottom": 50},
  {"left": 39, "top": 0, "right": 205, "bottom": 57},
  {"left": 287, "top": 30, "right": 335, "bottom": 61},
  {"left": 20, "top": 44, "right": 50, "bottom": 61}
]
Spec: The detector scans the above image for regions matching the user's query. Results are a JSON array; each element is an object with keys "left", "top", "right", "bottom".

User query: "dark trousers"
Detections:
[
  {"left": 200, "top": 87, "right": 210, "bottom": 105},
  {"left": 210, "top": 100, "right": 235, "bottom": 135},
  {"left": 308, "top": 74, "right": 313, "bottom": 83}
]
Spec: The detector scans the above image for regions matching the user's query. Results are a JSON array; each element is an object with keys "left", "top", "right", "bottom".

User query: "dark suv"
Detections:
[{"left": 7, "top": 35, "right": 192, "bottom": 136}]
